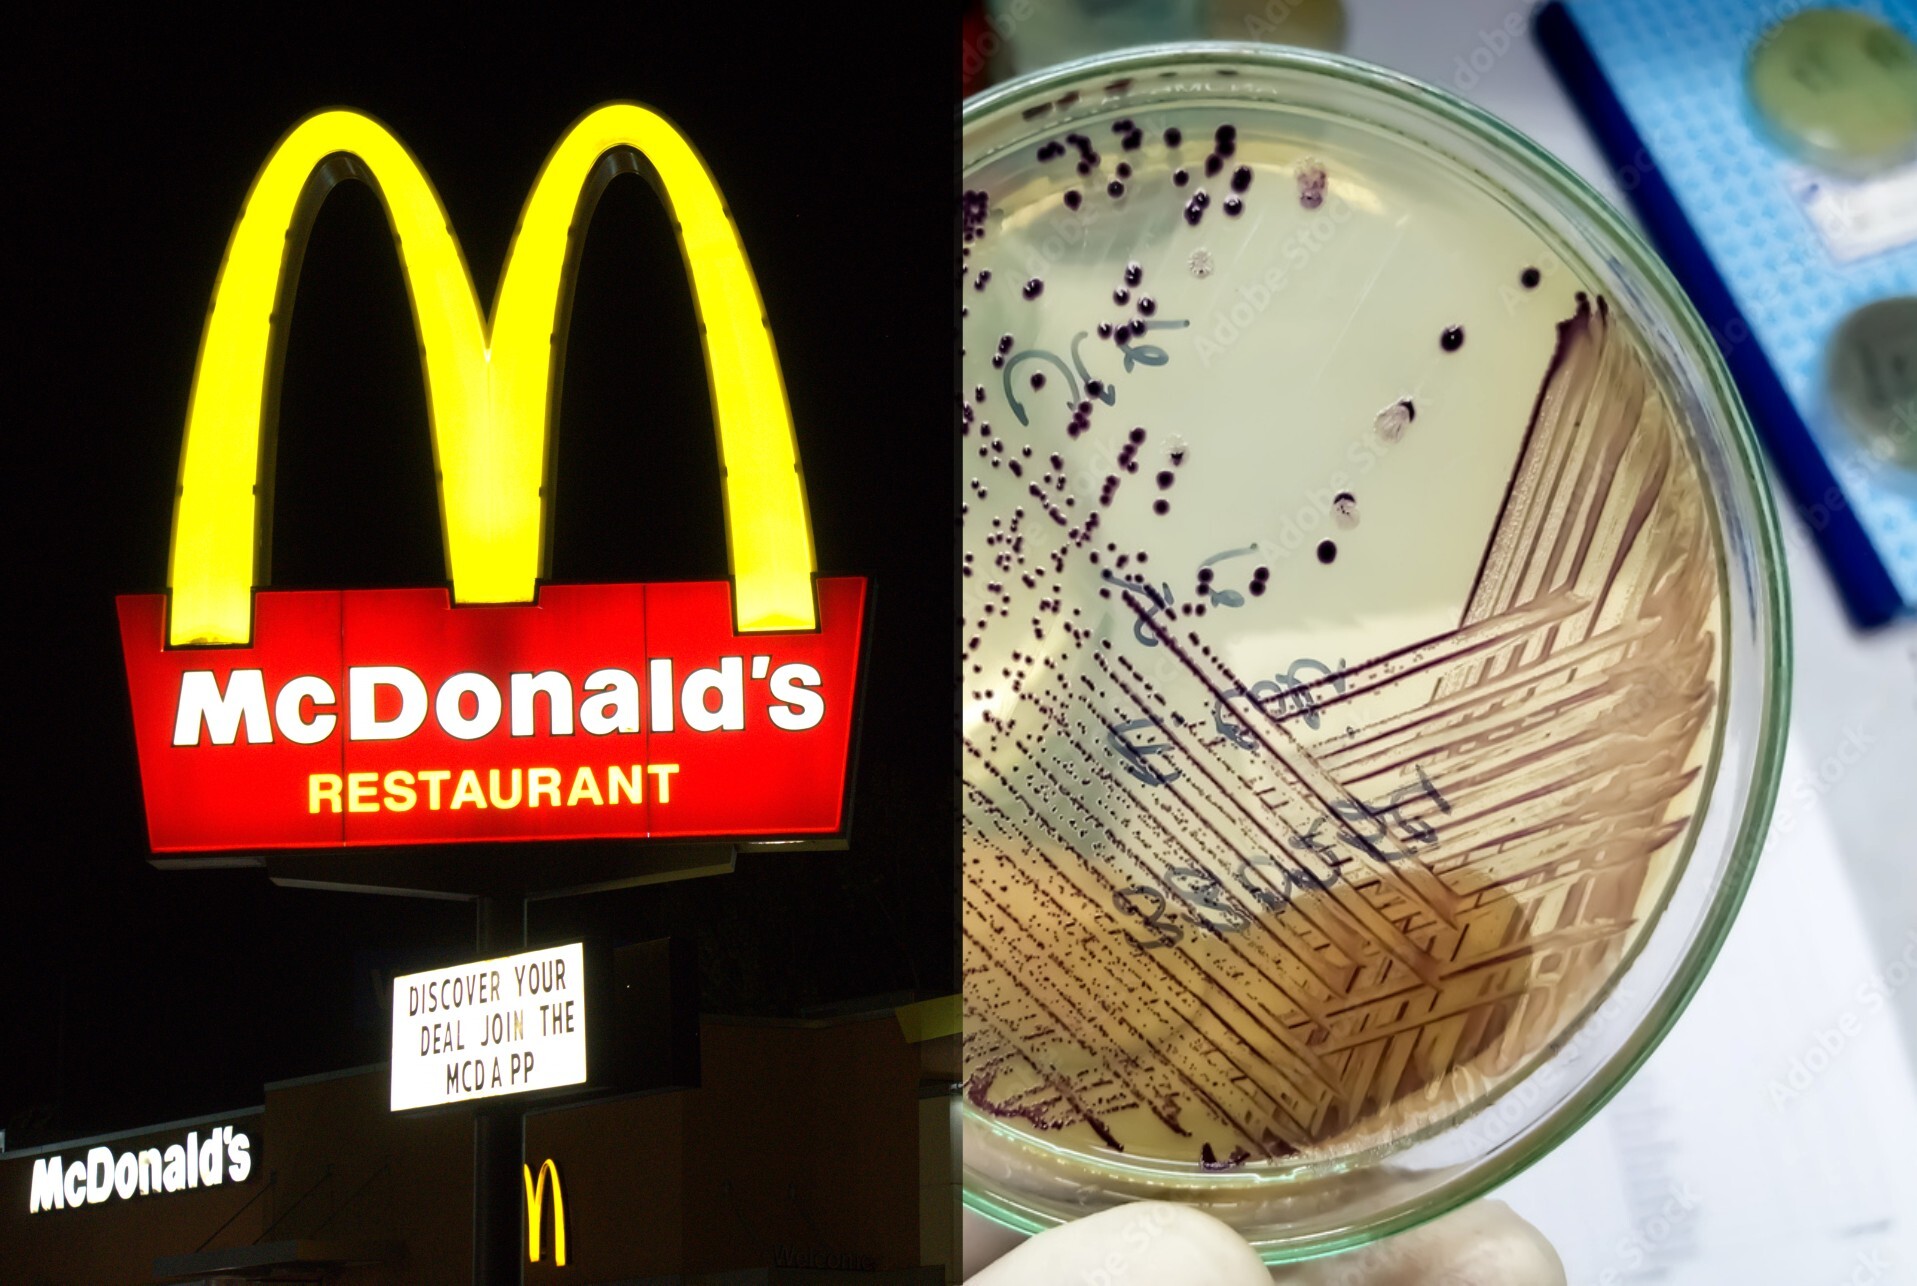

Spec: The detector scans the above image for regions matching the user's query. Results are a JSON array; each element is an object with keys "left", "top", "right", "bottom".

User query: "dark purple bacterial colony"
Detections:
[
  {"left": 963, "top": 114, "right": 1326, "bottom": 679},
  {"left": 952, "top": 98, "right": 1536, "bottom": 951}
]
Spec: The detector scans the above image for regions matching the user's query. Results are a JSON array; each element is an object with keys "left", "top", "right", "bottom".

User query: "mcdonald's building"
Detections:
[
  {"left": 0, "top": 1008, "right": 957, "bottom": 1283},
  {"left": 6, "top": 16, "right": 955, "bottom": 1286}
]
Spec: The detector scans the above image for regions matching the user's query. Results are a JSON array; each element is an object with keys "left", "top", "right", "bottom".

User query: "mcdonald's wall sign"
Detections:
[
  {"left": 116, "top": 105, "right": 865, "bottom": 854},
  {"left": 524, "top": 1159, "right": 567, "bottom": 1267}
]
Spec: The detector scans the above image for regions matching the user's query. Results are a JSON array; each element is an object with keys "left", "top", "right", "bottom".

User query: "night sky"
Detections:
[{"left": 5, "top": 11, "right": 955, "bottom": 1146}]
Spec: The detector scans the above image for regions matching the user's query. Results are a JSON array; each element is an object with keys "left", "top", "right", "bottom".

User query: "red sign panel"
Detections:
[{"left": 118, "top": 579, "right": 865, "bottom": 851}]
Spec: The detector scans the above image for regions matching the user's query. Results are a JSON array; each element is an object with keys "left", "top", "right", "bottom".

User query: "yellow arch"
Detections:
[
  {"left": 522, "top": 1158, "right": 567, "bottom": 1266},
  {"left": 167, "top": 103, "right": 816, "bottom": 646}
]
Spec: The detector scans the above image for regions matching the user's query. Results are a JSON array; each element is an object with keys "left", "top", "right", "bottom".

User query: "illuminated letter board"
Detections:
[{"left": 391, "top": 943, "right": 588, "bottom": 1111}]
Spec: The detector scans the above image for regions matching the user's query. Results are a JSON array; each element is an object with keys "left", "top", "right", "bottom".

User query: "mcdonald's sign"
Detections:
[
  {"left": 523, "top": 1159, "right": 567, "bottom": 1266},
  {"left": 116, "top": 105, "right": 865, "bottom": 853}
]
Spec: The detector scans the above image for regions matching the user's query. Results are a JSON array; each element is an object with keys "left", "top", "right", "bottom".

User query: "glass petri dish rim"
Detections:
[{"left": 961, "top": 40, "right": 1792, "bottom": 1262}]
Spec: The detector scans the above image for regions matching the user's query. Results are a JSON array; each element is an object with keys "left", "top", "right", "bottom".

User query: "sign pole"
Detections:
[{"left": 473, "top": 894, "right": 526, "bottom": 1283}]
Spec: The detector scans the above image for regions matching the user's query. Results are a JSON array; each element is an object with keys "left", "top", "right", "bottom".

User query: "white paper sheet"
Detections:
[{"left": 1499, "top": 743, "right": 1917, "bottom": 1284}]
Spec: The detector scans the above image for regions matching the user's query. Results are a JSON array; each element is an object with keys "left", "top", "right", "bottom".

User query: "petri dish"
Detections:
[
  {"left": 1745, "top": 7, "right": 1917, "bottom": 178},
  {"left": 1826, "top": 295, "right": 1917, "bottom": 470},
  {"left": 961, "top": 45, "right": 1790, "bottom": 1261}
]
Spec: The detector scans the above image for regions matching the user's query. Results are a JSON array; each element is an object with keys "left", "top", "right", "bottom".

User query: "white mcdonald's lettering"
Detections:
[
  {"left": 350, "top": 667, "right": 427, "bottom": 741},
  {"left": 513, "top": 671, "right": 573, "bottom": 737},
  {"left": 581, "top": 668, "right": 639, "bottom": 735},
  {"left": 172, "top": 669, "right": 272, "bottom": 746},
  {"left": 275, "top": 674, "right": 338, "bottom": 744},
  {"left": 768, "top": 662, "right": 824, "bottom": 730},
  {"left": 170, "top": 660, "right": 825, "bottom": 748},
  {"left": 27, "top": 1128, "right": 253, "bottom": 1213}
]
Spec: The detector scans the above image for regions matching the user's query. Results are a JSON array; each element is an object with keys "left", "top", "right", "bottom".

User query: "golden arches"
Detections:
[
  {"left": 522, "top": 1157, "right": 567, "bottom": 1265},
  {"left": 167, "top": 104, "right": 816, "bottom": 646}
]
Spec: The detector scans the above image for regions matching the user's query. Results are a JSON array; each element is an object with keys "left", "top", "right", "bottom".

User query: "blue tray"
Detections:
[{"left": 1537, "top": 0, "right": 1917, "bottom": 626}]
